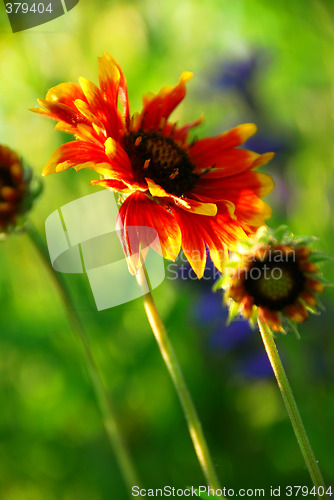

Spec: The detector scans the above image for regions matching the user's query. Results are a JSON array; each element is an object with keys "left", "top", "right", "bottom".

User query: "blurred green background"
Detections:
[{"left": 0, "top": 0, "right": 334, "bottom": 498}]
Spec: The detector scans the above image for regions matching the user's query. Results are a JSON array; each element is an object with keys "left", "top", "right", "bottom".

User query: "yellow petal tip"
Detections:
[{"left": 239, "top": 123, "right": 258, "bottom": 141}]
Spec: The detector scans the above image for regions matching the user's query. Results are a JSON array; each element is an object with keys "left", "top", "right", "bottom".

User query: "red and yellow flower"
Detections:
[
  {"left": 32, "top": 53, "right": 274, "bottom": 277},
  {"left": 214, "top": 226, "right": 328, "bottom": 333}
]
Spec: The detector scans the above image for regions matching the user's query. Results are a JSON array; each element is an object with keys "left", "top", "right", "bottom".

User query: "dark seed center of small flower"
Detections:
[
  {"left": 123, "top": 131, "right": 199, "bottom": 196},
  {"left": 0, "top": 165, "right": 14, "bottom": 188},
  {"left": 243, "top": 252, "right": 306, "bottom": 310}
]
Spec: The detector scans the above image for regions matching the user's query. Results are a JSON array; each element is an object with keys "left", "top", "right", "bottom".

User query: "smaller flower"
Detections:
[
  {"left": 214, "top": 226, "right": 330, "bottom": 334},
  {"left": 0, "top": 144, "right": 41, "bottom": 235}
]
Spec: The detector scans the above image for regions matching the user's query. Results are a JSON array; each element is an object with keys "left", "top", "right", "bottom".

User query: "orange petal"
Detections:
[
  {"left": 45, "top": 82, "right": 86, "bottom": 107},
  {"left": 171, "top": 209, "right": 207, "bottom": 278},
  {"left": 306, "top": 278, "right": 325, "bottom": 294},
  {"left": 258, "top": 308, "right": 282, "bottom": 332},
  {"left": 117, "top": 191, "right": 181, "bottom": 267},
  {"left": 41, "top": 141, "right": 108, "bottom": 176},
  {"left": 189, "top": 123, "right": 257, "bottom": 164},
  {"left": 284, "top": 301, "right": 308, "bottom": 323},
  {"left": 98, "top": 53, "right": 130, "bottom": 123},
  {"left": 139, "top": 72, "right": 193, "bottom": 131}
]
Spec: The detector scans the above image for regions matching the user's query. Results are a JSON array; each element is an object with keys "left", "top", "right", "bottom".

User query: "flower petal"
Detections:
[
  {"left": 98, "top": 53, "right": 130, "bottom": 124},
  {"left": 41, "top": 141, "right": 108, "bottom": 176},
  {"left": 117, "top": 192, "right": 181, "bottom": 268},
  {"left": 33, "top": 99, "right": 90, "bottom": 128},
  {"left": 193, "top": 171, "right": 274, "bottom": 203},
  {"left": 189, "top": 123, "right": 258, "bottom": 170},
  {"left": 138, "top": 72, "right": 193, "bottom": 131},
  {"left": 173, "top": 205, "right": 247, "bottom": 277},
  {"left": 145, "top": 178, "right": 217, "bottom": 215},
  {"left": 45, "top": 82, "right": 86, "bottom": 108},
  {"left": 172, "top": 210, "right": 207, "bottom": 279},
  {"left": 79, "top": 76, "right": 123, "bottom": 139}
]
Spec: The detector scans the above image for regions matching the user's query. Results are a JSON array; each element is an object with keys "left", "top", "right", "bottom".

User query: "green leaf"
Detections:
[
  {"left": 304, "top": 305, "right": 321, "bottom": 315},
  {"left": 226, "top": 300, "right": 241, "bottom": 325},
  {"left": 224, "top": 260, "right": 241, "bottom": 268},
  {"left": 294, "top": 235, "right": 319, "bottom": 246},
  {"left": 308, "top": 252, "right": 333, "bottom": 263},
  {"left": 314, "top": 275, "right": 332, "bottom": 286},
  {"left": 315, "top": 296, "right": 326, "bottom": 311},
  {"left": 236, "top": 239, "right": 253, "bottom": 252},
  {"left": 248, "top": 309, "right": 258, "bottom": 329},
  {"left": 212, "top": 276, "right": 227, "bottom": 291},
  {"left": 255, "top": 225, "right": 270, "bottom": 243},
  {"left": 273, "top": 225, "right": 292, "bottom": 243},
  {"left": 284, "top": 317, "right": 301, "bottom": 339}
]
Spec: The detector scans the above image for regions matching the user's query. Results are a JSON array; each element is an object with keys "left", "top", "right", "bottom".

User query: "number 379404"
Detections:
[{"left": 5, "top": 3, "right": 53, "bottom": 14}]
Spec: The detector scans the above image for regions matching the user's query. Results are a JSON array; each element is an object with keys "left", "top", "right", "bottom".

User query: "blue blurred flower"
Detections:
[
  {"left": 174, "top": 252, "right": 273, "bottom": 379},
  {"left": 213, "top": 54, "right": 262, "bottom": 91}
]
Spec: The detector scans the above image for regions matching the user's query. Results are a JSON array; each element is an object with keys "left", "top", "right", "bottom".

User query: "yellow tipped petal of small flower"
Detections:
[{"left": 1, "top": 186, "right": 19, "bottom": 202}]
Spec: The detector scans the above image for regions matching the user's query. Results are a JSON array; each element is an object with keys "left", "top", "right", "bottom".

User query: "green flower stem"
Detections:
[
  {"left": 26, "top": 223, "right": 139, "bottom": 495},
  {"left": 136, "top": 265, "right": 223, "bottom": 496},
  {"left": 257, "top": 317, "right": 328, "bottom": 499}
]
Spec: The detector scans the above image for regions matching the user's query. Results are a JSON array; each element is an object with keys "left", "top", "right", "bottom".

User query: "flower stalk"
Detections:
[
  {"left": 257, "top": 316, "right": 328, "bottom": 499},
  {"left": 136, "top": 264, "right": 223, "bottom": 496},
  {"left": 26, "top": 222, "right": 139, "bottom": 496}
]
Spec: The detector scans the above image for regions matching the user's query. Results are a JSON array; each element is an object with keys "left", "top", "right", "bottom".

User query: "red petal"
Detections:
[
  {"left": 138, "top": 72, "right": 193, "bottom": 132},
  {"left": 172, "top": 209, "right": 207, "bottom": 279},
  {"left": 193, "top": 171, "right": 274, "bottom": 200},
  {"left": 41, "top": 140, "right": 109, "bottom": 176},
  {"left": 98, "top": 53, "right": 130, "bottom": 125},
  {"left": 190, "top": 148, "right": 274, "bottom": 177},
  {"left": 173, "top": 205, "right": 247, "bottom": 277},
  {"left": 45, "top": 82, "right": 86, "bottom": 109},
  {"left": 117, "top": 192, "right": 181, "bottom": 268},
  {"left": 189, "top": 123, "right": 258, "bottom": 167},
  {"left": 161, "top": 116, "right": 204, "bottom": 146},
  {"left": 34, "top": 99, "right": 90, "bottom": 128},
  {"left": 79, "top": 77, "right": 123, "bottom": 140}
]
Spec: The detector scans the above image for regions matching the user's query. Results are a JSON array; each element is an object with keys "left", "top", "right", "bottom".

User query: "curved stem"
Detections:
[
  {"left": 136, "top": 265, "right": 223, "bottom": 496},
  {"left": 257, "top": 317, "right": 328, "bottom": 499},
  {"left": 26, "top": 223, "right": 139, "bottom": 495}
]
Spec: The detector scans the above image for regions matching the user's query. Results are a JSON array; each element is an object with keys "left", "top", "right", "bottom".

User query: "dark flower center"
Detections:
[
  {"left": 243, "top": 251, "right": 306, "bottom": 310},
  {"left": 123, "top": 131, "right": 199, "bottom": 196},
  {"left": 0, "top": 165, "right": 14, "bottom": 190}
]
